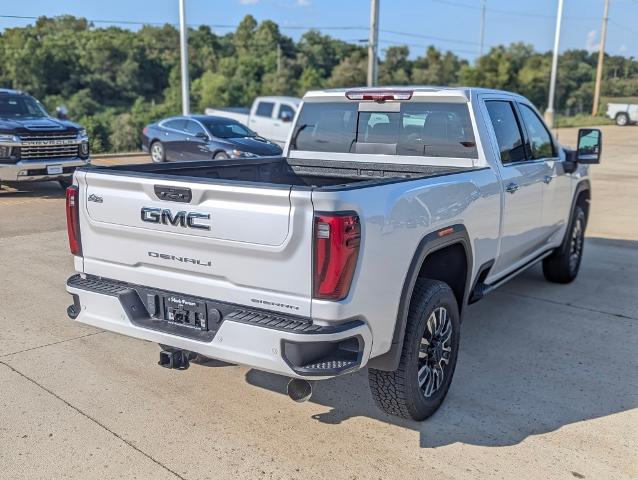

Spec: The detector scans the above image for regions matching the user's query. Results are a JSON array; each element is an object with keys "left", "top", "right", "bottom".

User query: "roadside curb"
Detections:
[{"left": 91, "top": 152, "right": 146, "bottom": 159}]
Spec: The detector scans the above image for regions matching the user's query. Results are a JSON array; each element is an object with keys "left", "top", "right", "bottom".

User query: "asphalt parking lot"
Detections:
[{"left": 0, "top": 126, "right": 636, "bottom": 480}]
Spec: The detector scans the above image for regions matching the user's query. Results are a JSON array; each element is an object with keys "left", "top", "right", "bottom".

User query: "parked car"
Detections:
[
  {"left": 65, "top": 86, "right": 600, "bottom": 421},
  {"left": 0, "top": 88, "right": 90, "bottom": 190},
  {"left": 606, "top": 102, "right": 638, "bottom": 126},
  {"left": 142, "top": 115, "right": 282, "bottom": 163},
  {"left": 205, "top": 96, "right": 301, "bottom": 147}
]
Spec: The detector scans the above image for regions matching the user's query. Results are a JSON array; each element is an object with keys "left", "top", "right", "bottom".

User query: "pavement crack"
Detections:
[
  {"left": 0, "top": 360, "right": 187, "bottom": 480},
  {"left": 501, "top": 290, "right": 637, "bottom": 320},
  {"left": 0, "top": 331, "right": 107, "bottom": 358}
]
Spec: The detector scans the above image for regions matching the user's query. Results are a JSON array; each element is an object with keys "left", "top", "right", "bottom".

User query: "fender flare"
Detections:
[
  {"left": 564, "top": 179, "right": 591, "bottom": 240},
  {"left": 367, "top": 224, "right": 473, "bottom": 371}
]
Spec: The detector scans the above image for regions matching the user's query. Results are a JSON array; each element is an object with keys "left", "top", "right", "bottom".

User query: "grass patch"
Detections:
[{"left": 555, "top": 114, "right": 614, "bottom": 128}]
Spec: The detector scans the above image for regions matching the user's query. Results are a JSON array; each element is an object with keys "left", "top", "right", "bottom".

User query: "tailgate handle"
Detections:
[{"left": 154, "top": 185, "right": 192, "bottom": 203}]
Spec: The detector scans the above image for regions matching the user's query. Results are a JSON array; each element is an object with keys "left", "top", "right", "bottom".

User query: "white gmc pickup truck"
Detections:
[{"left": 65, "top": 87, "right": 601, "bottom": 420}]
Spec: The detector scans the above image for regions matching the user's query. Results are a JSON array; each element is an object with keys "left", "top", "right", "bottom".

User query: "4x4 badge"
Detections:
[{"left": 88, "top": 193, "right": 103, "bottom": 203}]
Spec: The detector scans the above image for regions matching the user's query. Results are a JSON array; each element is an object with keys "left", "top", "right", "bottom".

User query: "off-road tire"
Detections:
[
  {"left": 542, "top": 203, "right": 587, "bottom": 283},
  {"left": 368, "top": 279, "right": 460, "bottom": 421}
]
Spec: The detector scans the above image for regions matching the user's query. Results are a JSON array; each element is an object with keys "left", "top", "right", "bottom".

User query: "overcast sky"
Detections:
[{"left": 1, "top": 0, "right": 636, "bottom": 60}]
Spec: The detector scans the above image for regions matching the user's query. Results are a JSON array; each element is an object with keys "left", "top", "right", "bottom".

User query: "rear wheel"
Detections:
[
  {"left": 542, "top": 204, "right": 587, "bottom": 283},
  {"left": 368, "top": 279, "right": 460, "bottom": 421},
  {"left": 615, "top": 112, "right": 629, "bottom": 126},
  {"left": 214, "top": 151, "right": 230, "bottom": 160},
  {"left": 150, "top": 141, "right": 165, "bottom": 163},
  {"left": 59, "top": 178, "right": 72, "bottom": 189}
]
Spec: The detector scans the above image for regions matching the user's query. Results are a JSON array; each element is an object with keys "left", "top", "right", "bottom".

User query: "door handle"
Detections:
[
  {"left": 505, "top": 182, "right": 519, "bottom": 194},
  {"left": 543, "top": 175, "right": 553, "bottom": 184}
]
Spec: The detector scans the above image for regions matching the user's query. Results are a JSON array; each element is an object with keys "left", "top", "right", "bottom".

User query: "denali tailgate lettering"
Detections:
[{"left": 148, "top": 251, "right": 212, "bottom": 267}]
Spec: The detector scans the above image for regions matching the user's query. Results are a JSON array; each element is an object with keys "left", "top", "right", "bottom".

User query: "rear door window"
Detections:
[
  {"left": 292, "top": 101, "right": 477, "bottom": 158},
  {"left": 255, "top": 101, "right": 275, "bottom": 118},
  {"left": 184, "top": 120, "right": 206, "bottom": 136},
  {"left": 485, "top": 101, "right": 526, "bottom": 164},
  {"left": 163, "top": 119, "right": 186, "bottom": 131}
]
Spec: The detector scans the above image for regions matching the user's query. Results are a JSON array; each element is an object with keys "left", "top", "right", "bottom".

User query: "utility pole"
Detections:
[
  {"left": 592, "top": 0, "right": 610, "bottom": 116},
  {"left": 479, "top": 0, "right": 486, "bottom": 57},
  {"left": 367, "top": 0, "right": 379, "bottom": 87},
  {"left": 178, "top": 0, "right": 190, "bottom": 115},
  {"left": 544, "top": 0, "right": 564, "bottom": 128}
]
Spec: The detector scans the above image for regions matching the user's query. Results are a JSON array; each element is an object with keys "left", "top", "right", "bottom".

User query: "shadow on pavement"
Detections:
[
  {"left": 0, "top": 181, "right": 65, "bottom": 199},
  {"left": 245, "top": 238, "right": 638, "bottom": 448}
]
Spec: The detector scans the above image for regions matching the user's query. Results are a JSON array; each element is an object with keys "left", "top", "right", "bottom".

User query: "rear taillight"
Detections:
[
  {"left": 66, "top": 185, "right": 82, "bottom": 256},
  {"left": 313, "top": 213, "right": 361, "bottom": 300}
]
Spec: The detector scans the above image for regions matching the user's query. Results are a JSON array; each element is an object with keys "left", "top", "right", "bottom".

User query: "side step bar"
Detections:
[{"left": 469, "top": 249, "right": 553, "bottom": 304}]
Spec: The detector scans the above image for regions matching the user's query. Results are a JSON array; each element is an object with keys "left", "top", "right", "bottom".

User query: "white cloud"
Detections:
[
  {"left": 239, "top": 0, "right": 259, "bottom": 4},
  {"left": 296, "top": 0, "right": 311, "bottom": 5},
  {"left": 586, "top": 30, "right": 599, "bottom": 53}
]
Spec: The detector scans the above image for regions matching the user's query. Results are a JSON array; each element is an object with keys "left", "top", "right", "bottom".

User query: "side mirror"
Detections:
[
  {"left": 576, "top": 128, "right": 602, "bottom": 164},
  {"left": 56, "top": 105, "right": 68, "bottom": 120},
  {"left": 195, "top": 131, "right": 209, "bottom": 140}
]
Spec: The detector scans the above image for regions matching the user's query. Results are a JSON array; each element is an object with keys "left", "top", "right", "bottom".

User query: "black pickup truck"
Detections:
[{"left": 0, "top": 89, "right": 90, "bottom": 189}]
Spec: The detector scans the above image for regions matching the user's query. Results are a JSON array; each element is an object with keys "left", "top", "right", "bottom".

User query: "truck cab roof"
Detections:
[{"left": 303, "top": 86, "right": 528, "bottom": 103}]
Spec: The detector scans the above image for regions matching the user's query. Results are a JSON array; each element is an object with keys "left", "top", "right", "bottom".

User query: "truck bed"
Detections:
[{"left": 83, "top": 157, "right": 468, "bottom": 190}]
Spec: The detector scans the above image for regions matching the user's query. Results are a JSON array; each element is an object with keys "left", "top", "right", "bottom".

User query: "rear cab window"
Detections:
[{"left": 290, "top": 100, "right": 477, "bottom": 159}]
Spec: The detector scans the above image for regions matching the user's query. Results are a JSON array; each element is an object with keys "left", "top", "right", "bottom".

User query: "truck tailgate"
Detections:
[{"left": 77, "top": 171, "right": 314, "bottom": 316}]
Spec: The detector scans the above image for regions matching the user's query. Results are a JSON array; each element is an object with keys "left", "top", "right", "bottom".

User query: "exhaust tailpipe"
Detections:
[{"left": 287, "top": 378, "right": 312, "bottom": 403}]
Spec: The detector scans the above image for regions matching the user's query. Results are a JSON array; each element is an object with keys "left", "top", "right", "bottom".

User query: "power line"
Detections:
[
  {"left": 377, "top": 39, "right": 478, "bottom": 56},
  {"left": 431, "top": 0, "right": 598, "bottom": 21},
  {"left": 379, "top": 29, "right": 479, "bottom": 46},
  {"left": 0, "top": 13, "right": 484, "bottom": 51},
  {"left": 609, "top": 19, "right": 638, "bottom": 35},
  {"left": 0, "top": 14, "right": 368, "bottom": 31}
]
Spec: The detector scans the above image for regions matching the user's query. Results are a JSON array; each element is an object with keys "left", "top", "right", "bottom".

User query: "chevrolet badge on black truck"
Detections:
[
  {"left": 65, "top": 87, "right": 601, "bottom": 420},
  {"left": 0, "top": 89, "right": 90, "bottom": 189}
]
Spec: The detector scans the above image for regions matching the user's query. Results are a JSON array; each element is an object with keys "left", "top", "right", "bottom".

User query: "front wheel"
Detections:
[
  {"left": 615, "top": 113, "right": 629, "bottom": 126},
  {"left": 368, "top": 279, "right": 460, "bottom": 421},
  {"left": 542, "top": 204, "right": 586, "bottom": 283},
  {"left": 150, "top": 141, "right": 166, "bottom": 163},
  {"left": 214, "top": 151, "right": 230, "bottom": 160}
]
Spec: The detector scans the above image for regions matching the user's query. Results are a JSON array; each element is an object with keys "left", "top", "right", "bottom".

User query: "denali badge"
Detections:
[
  {"left": 148, "top": 251, "right": 212, "bottom": 267},
  {"left": 88, "top": 193, "right": 103, "bottom": 203},
  {"left": 141, "top": 207, "right": 210, "bottom": 230}
]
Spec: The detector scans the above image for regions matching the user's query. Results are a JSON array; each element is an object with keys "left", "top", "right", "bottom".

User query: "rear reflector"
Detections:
[
  {"left": 345, "top": 90, "right": 413, "bottom": 102},
  {"left": 66, "top": 185, "right": 82, "bottom": 256},
  {"left": 313, "top": 213, "right": 361, "bottom": 301}
]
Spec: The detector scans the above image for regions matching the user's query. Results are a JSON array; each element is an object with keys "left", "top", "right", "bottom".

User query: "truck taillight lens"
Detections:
[
  {"left": 313, "top": 213, "right": 361, "bottom": 300},
  {"left": 66, "top": 185, "right": 82, "bottom": 256}
]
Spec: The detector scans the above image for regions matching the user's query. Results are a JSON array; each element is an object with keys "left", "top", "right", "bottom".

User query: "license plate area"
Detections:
[
  {"left": 164, "top": 295, "right": 208, "bottom": 331},
  {"left": 119, "top": 287, "right": 238, "bottom": 342},
  {"left": 47, "top": 165, "right": 63, "bottom": 175}
]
